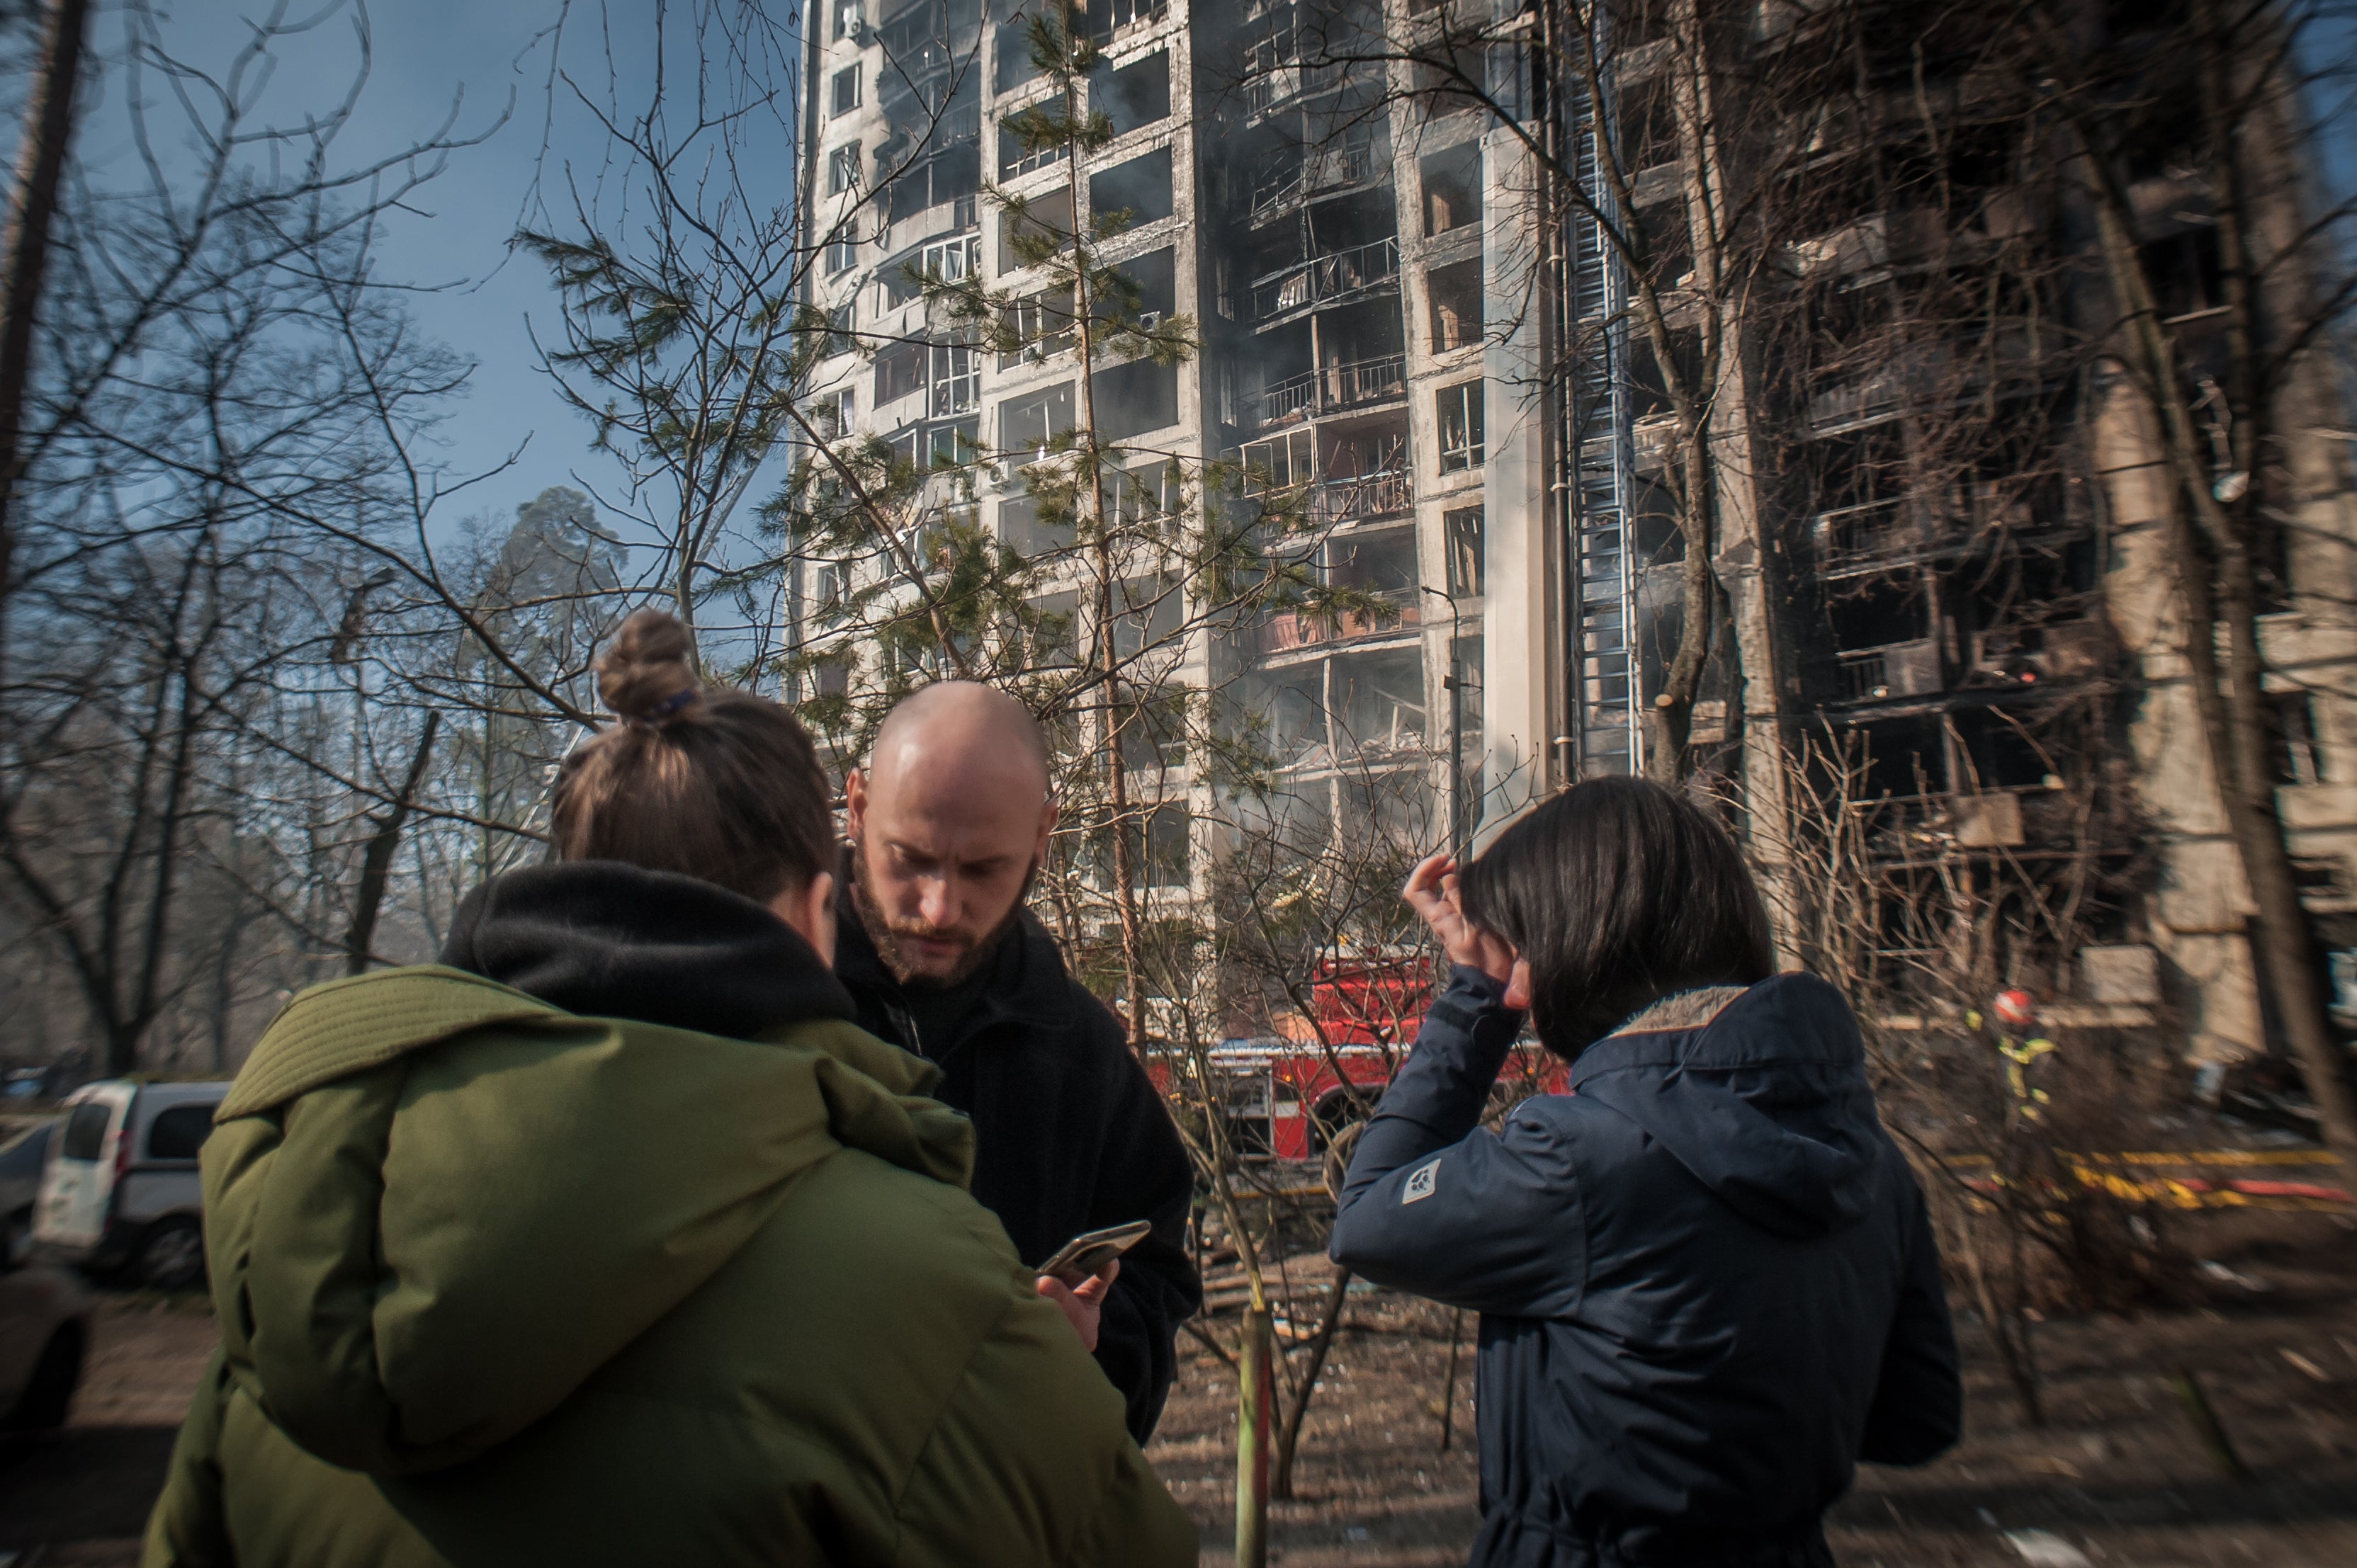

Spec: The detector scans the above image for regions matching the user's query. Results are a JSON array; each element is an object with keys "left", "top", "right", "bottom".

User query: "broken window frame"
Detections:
[{"left": 1437, "top": 381, "right": 1486, "bottom": 472}]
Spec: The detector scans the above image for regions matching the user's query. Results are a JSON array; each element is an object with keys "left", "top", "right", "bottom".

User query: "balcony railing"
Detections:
[
  {"left": 1836, "top": 637, "right": 1942, "bottom": 703},
  {"left": 1808, "top": 320, "right": 2068, "bottom": 433},
  {"left": 1262, "top": 370, "right": 1318, "bottom": 424},
  {"left": 1246, "top": 129, "right": 1386, "bottom": 225},
  {"left": 1258, "top": 596, "right": 1420, "bottom": 654},
  {"left": 1243, "top": 60, "right": 1341, "bottom": 115},
  {"left": 1812, "top": 497, "right": 1919, "bottom": 562},
  {"left": 1255, "top": 352, "right": 1408, "bottom": 426},
  {"left": 1841, "top": 785, "right": 2094, "bottom": 860},
  {"left": 1306, "top": 469, "right": 1413, "bottom": 525},
  {"left": 1250, "top": 237, "right": 1401, "bottom": 322}
]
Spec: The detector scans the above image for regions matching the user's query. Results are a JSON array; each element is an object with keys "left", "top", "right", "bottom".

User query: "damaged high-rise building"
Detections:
[{"left": 793, "top": 0, "right": 2357, "bottom": 1080}]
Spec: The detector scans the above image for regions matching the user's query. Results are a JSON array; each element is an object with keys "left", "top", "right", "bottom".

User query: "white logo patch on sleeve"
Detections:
[{"left": 1403, "top": 1157, "right": 1441, "bottom": 1204}]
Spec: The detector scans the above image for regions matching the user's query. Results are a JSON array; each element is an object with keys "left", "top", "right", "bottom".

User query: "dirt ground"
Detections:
[{"left": 4, "top": 1211, "right": 2353, "bottom": 1567}]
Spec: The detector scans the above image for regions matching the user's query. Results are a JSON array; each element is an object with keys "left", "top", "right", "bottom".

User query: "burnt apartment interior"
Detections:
[
  {"left": 1210, "top": 0, "right": 1447, "bottom": 839},
  {"left": 1595, "top": 11, "right": 2191, "bottom": 996}
]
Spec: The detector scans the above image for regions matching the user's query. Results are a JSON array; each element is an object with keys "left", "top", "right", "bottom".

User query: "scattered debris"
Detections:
[
  {"left": 2282, "top": 1347, "right": 2331, "bottom": 1382},
  {"left": 2003, "top": 1529, "right": 2096, "bottom": 1567},
  {"left": 2198, "top": 1259, "right": 2276, "bottom": 1291}
]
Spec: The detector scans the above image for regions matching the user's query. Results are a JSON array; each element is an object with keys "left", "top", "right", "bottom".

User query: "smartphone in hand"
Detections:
[{"left": 1038, "top": 1220, "right": 1152, "bottom": 1285}]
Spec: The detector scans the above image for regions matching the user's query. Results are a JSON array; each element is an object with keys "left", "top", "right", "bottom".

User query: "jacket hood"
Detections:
[
  {"left": 202, "top": 875, "right": 973, "bottom": 1480},
  {"left": 441, "top": 860, "right": 860, "bottom": 1037},
  {"left": 1565, "top": 972, "right": 1884, "bottom": 1239}
]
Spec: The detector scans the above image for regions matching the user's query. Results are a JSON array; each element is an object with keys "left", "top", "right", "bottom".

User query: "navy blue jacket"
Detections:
[{"left": 1330, "top": 968, "right": 1961, "bottom": 1568}]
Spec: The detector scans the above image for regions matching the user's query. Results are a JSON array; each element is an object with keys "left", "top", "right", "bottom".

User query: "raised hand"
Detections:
[{"left": 1403, "top": 853, "right": 1517, "bottom": 985}]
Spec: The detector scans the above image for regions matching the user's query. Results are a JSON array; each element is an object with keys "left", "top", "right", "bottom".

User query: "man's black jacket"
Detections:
[
  {"left": 1331, "top": 969, "right": 1961, "bottom": 1568},
  {"left": 832, "top": 873, "right": 1201, "bottom": 1441}
]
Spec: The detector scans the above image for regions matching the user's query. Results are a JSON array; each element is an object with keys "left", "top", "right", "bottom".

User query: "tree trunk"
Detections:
[
  {"left": 1270, "top": 1262, "right": 1352, "bottom": 1499},
  {"left": 1235, "top": 1305, "right": 1272, "bottom": 1568},
  {"left": 1644, "top": 429, "right": 1716, "bottom": 782},
  {"left": 344, "top": 712, "right": 442, "bottom": 975},
  {"left": 0, "top": 0, "right": 91, "bottom": 632},
  {"left": 2071, "top": 118, "right": 2357, "bottom": 1153},
  {"left": 105, "top": 1016, "right": 139, "bottom": 1079},
  {"left": 2188, "top": 2, "right": 2357, "bottom": 1153}
]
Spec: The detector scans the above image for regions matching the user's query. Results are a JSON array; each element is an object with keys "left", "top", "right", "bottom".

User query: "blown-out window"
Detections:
[
  {"left": 1437, "top": 382, "right": 1484, "bottom": 472},
  {"left": 1444, "top": 505, "right": 1484, "bottom": 596},
  {"left": 1429, "top": 259, "right": 1483, "bottom": 351},
  {"left": 1097, "top": 356, "right": 1177, "bottom": 438},
  {"left": 996, "top": 14, "right": 1045, "bottom": 91},
  {"left": 1002, "top": 381, "right": 1076, "bottom": 451},
  {"left": 874, "top": 340, "right": 924, "bottom": 404},
  {"left": 1000, "top": 119, "right": 1058, "bottom": 180},
  {"left": 999, "top": 185, "right": 1074, "bottom": 273},
  {"left": 930, "top": 340, "right": 979, "bottom": 415},
  {"left": 1090, "top": 145, "right": 1173, "bottom": 226},
  {"left": 1000, "top": 288, "right": 1077, "bottom": 368},
  {"left": 829, "top": 144, "right": 862, "bottom": 195},
  {"left": 813, "top": 387, "right": 855, "bottom": 440},
  {"left": 1422, "top": 142, "right": 1481, "bottom": 234},
  {"left": 1092, "top": 50, "right": 1170, "bottom": 135},
  {"left": 824, "top": 220, "right": 861, "bottom": 276}
]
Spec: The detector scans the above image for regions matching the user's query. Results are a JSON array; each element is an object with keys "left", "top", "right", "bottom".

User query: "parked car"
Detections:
[
  {"left": 34, "top": 1080, "right": 230, "bottom": 1289},
  {"left": 0, "top": 1255, "right": 88, "bottom": 1432},
  {"left": 0, "top": 1124, "right": 50, "bottom": 1265}
]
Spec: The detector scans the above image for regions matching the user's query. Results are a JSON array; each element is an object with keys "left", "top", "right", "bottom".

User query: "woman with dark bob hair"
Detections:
[{"left": 1330, "top": 776, "right": 1961, "bottom": 1568}]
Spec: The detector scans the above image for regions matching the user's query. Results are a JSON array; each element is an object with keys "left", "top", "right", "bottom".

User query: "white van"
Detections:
[{"left": 34, "top": 1080, "right": 230, "bottom": 1289}]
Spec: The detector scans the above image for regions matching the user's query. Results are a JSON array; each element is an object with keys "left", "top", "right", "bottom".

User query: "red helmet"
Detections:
[{"left": 1993, "top": 989, "right": 2039, "bottom": 1030}]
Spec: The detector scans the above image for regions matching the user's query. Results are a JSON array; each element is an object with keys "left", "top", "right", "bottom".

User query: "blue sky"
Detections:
[
  {"left": 313, "top": 0, "right": 622, "bottom": 532},
  {"left": 114, "top": 0, "right": 796, "bottom": 539}
]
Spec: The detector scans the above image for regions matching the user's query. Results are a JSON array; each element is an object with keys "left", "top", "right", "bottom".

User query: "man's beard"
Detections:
[{"left": 851, "top": 846, "right": 1039, "bottom": 988}]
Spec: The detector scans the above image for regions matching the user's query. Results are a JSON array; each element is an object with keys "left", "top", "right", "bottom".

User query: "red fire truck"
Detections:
[{"left": 1152, "top": 959, "right": 1567, "bottom": 1161}]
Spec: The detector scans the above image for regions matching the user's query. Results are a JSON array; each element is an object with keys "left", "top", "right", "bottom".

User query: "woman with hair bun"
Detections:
[
  {"left": 144, "top": 608, "right": 1196, "bottom": 1567},
  {"left": 1330, "top": 776, "right": 1961, "bottom": 1568}
]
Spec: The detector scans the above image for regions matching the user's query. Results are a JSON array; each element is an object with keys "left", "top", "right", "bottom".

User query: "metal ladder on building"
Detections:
[{"left": 1562, "top": 32, "right": 1641, "bottom": 779}]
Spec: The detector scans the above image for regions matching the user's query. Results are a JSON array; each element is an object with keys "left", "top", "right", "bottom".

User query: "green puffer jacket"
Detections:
[{"left": 142, "top": 965, "right": 1197, "bottom": 1567}]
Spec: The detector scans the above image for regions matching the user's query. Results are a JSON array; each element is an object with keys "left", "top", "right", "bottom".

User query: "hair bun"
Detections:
[{"left": 598, "top": 608, "right": 701, "bottom": 725}]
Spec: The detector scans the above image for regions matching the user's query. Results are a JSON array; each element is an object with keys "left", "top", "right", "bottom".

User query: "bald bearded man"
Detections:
[{"left": 835, "top": 683, "right": 1200, "bottom": 1441}]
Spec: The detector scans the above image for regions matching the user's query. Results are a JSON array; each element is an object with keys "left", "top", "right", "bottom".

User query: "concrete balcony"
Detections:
[
  {"left": 1785, "top": 208, "right": 1945, "bottom": 280},
  {"left": 1306, "top": 468, "right": 1413, "bottom": 525},
  {"left": 1254, "top": 352, "right": 1408, "bottom": 427},
  {"left": 1250, "top": 237, "right": 1401, "bottom": 324},
  {"left": 1246, "top": 128, "right": 1386, "bottom": 227},
  {"left": 1258, "top": 596, "right": 1420, "bottom": 654},
  {"left": 1241, "top": 59, "right": 1344, "bottom": 117},
  {"left": 1836, "top": 637, "right": 1943, "bottom": 703},
  {"left": 1808, "top": 319, "right": 2068, "bottom": 433}
]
